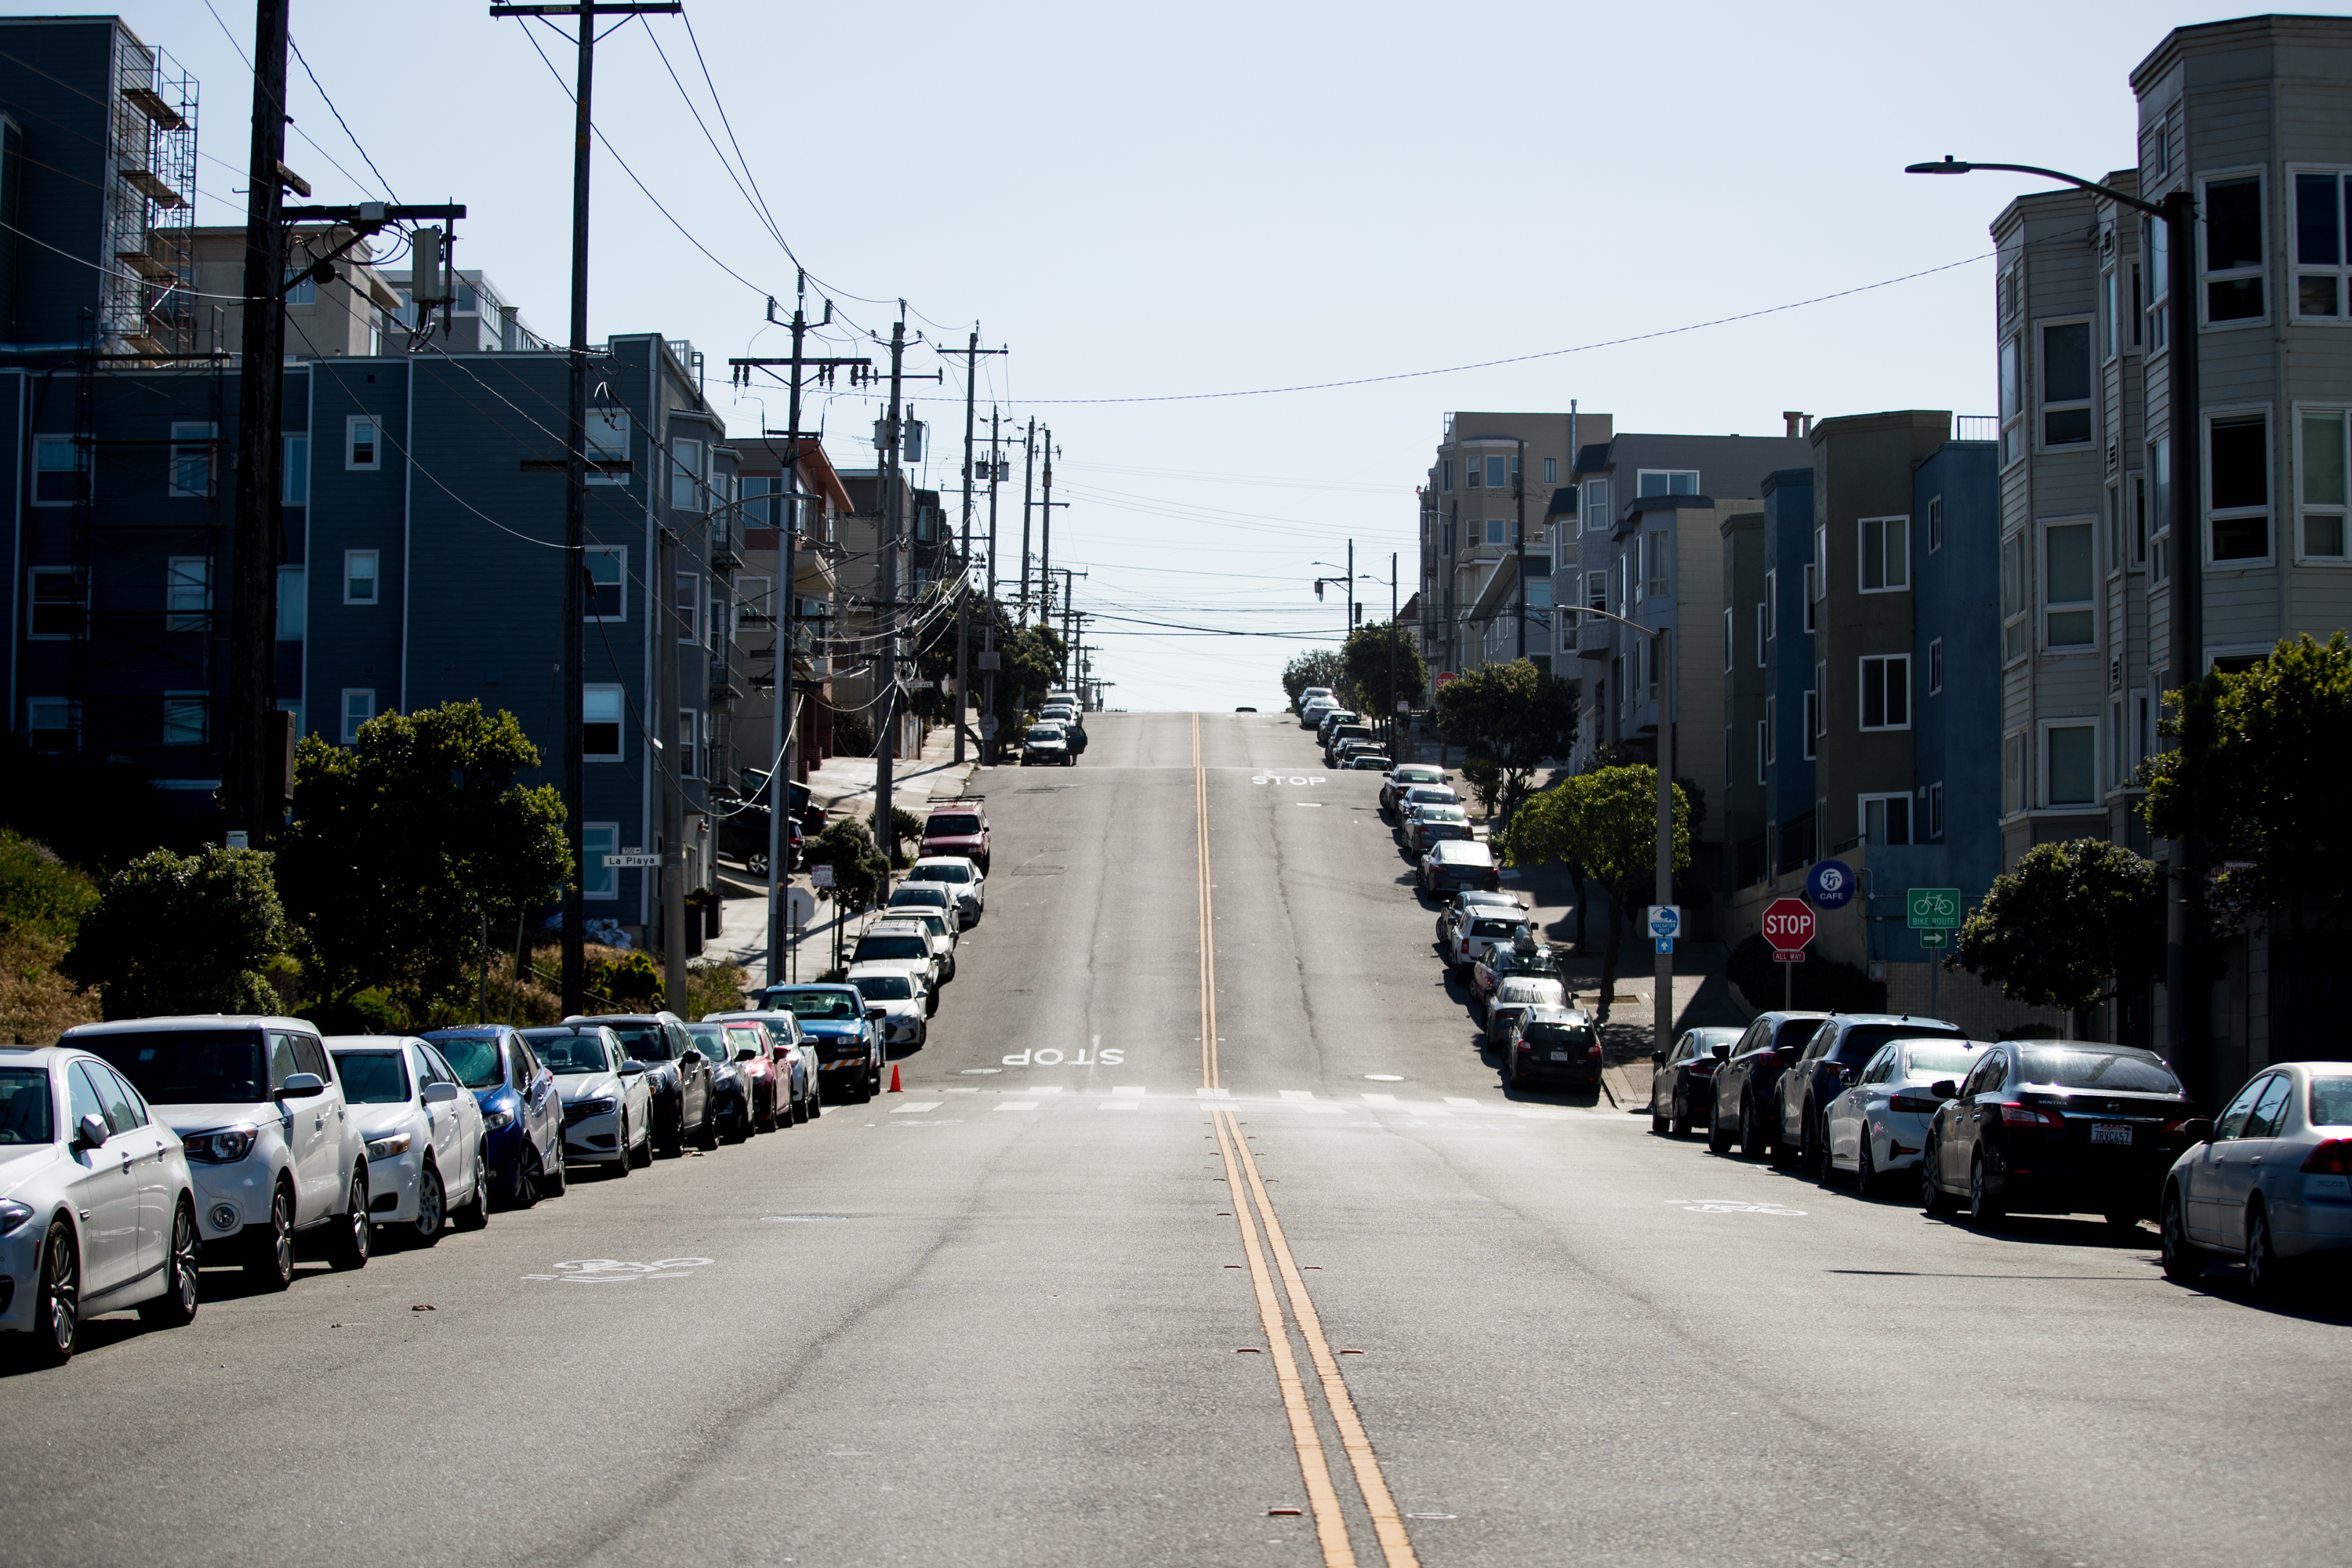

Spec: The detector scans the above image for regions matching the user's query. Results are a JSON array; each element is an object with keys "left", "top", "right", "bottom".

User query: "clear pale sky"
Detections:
[{"left": 82, "top": 1, "right": 2352, "bottom": 711}]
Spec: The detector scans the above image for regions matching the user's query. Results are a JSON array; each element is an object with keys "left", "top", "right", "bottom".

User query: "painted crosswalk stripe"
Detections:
[
  {"left": 998, "top": 1102, "right": 1040, "bottom": 1112},
  {"left": 889, "top": 1102, "right": 944, "bottom": 1114},
  {"left": 1112, "top": 1086, "right": 1147, "bottom": 1098}
]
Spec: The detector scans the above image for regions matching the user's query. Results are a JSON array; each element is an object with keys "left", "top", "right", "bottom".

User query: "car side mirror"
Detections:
[
  {"left": 1650, "top": 1051, "right": 1664, "bottom": 1065},
  {"left": 75, "top": 1112, "right": 109, "bottom": 1149},
  {"left": 278, "top": 1072, "right": 325, "bottom": 1098},
  {"left": 867, "top": 1007, "right": 888, "bottom": 1022},
  {"left": 1711, "top": 1044, "right": 1731, "bottom": 1061},
  {"left": 1929, "top": 1080, "right": 1958, "bottom": 1101},
  {"left": 1838, "top": 1068, "right": 1858, "bottom": 1086},
  {"left": 2183, "top": 1117, "right": 2214, "bottom": 1144},
  {"left": 422, "top": 1081, "right": 460, "bottom": 1105},
  {"left": 735, "top": 1047, "right": 760, "bottom": 1062},
  {"left": 619, "top": 1060, "right": 648, "bottom": 1076}
]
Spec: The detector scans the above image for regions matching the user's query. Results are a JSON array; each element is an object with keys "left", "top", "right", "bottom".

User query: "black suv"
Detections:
[
  {"left": 1775, "top": 1014, "right": 1967, "bottom": 1176},
  {"left": 1707, "top": 1011, "right": 1830, "bottom": 1159},
  {"left": 576, "top": 1012, "right": 715, "bottom": 1156}
]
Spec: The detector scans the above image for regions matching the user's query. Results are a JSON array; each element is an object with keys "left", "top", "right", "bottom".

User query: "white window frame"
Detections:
[
  {"left": 1857, "top": 792, "right": 1912, "bottom": 848},
  {"left": 583, "top": 822, "right": 621, "bottom": 899},
  {"left": 2289, "top": 166, "right": 2352, "bottom": 324},
  {"left": 2198, "top": 168, "right": 2269, "bottom": 331},
  {"left": 1927, "top": 494, "right": 1944, "bottom": 554},
  {"left": 2036, "top": 316, "right": 2094, "bottom": 451},
  {"left": 1802, "top": 688, "right": 1818, "bottom": 760},
  {"left": 586, "top": 546, "right": 626, "bottom": 622},
  {"left": 736, "top": 575, "right": 773, "bottom": 638},
  {"left": 1754, "top": 598, "right": 1767, "bottom": 667},
  {"left": 2144, "top": 213, "right": 2171, "bottom": 352},
  {"left": 1756, "top": 718, "right": 1769, "bottom": 785},
  {"left": 276, "top": 566, "right": 306, "bottom": 640},
  {"left": 1484, "top": 455, "right": 1508, "bottom": 490},
  {"left": 1722, "top": 606, "right": 1733, "bottom": 673},
  {"left": 2000, "top": 529, "right": 2029, "bottom": 665},
  {"left": 1802, "top": 563, "right": 1817, "bottom": 633},
  {"left": 26, "top": 696, "right": 74, "bottom": 746},
  {"left": 2041, "top": 517, "right": 2098, "bottom": 651},
  {"left": 1998, "top": 334, "right": 2025, "bottom": 468},
  {"left": 1857, "top": 653, "right": 1911, "bottom": 732},
  {"left": 168, "top": 421, "right": 216, "bottom": 499},
  {"left": 2101, "top": 262, "right": 2121, "bottom": 362},
  {"left": 2205, "top": 406, "right": 2274, "bottom": 566},
  {"left": 340, "top": 688, "right": 375, "bottom": 746},
  {"left": 675, "top": 572, "right": 702, "bottom": 644},
  {"left": 343, "top": 548, "right": 379, "bottom": 606},
  {"left": 1928, "top": 781, "right": 1945, "bottom": 839},
  {"left": 586, "top": 408, "right": 630, "bottom": 487},
  {"left": 1583, "top": 479, "right": 1610, "bottom": 532},
  {"left": 1645, "top": 528, "right": 1670, "bottom": 598},
  {"left": 2003, "top": 730, "right": 2026, "bottom": 816},
  {"left": 1763, "top": 696, "right": 1776, "bottom": 767},
  {"left": 1763, "top": 568, "right": 1777, "bottom": 644},
  {"left": 165, "top": 555, "right": 211, "bottom": 633},
  {"left": 1635, "top": 469, "right": 1700, "bottom": 499},
  {"left": 1928, "top": 636, "right": 1944, "bottom": 695},
  {"left": 1812, "top": 524, "right": 1828, "bottom": 599},
  {"left": 1542, "top": 456, "right": 1558, "bottom": 485},
  {"left": 1857, "top": 516, "right": 1910, "bottom": 593},
  {"left": 345, "top": 414, "right": 381, "bottom": 471},
  {"left": 2292, "top": 405, "right": 2352, "bottom": 564},
  {"left": 31, "top": 435, "right": 82, "bottom": 506},
  {"left": 162, "top": 691, "right": 207, "bottom": 748},
  {"left": 669, "top": 437, "right": 706, "bottom": 511},
  {"left": 282, "top": 433, "right": 310, "bottom": 507},
  {"left": 583, "top": 684, "right": 625, "bottom": 761},
  {"left": 2040, "top": 717, "right": 2100, "bottom": 808},
  {"left": 678, "top": 709, "right": 699, "bottom": 779},
  {"left": 27, "top": 566, "right": 80, "bottom": 640}
]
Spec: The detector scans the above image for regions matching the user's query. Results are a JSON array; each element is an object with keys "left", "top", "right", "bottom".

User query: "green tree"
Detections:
[
  {"left": 1281, "top": 649, "right": 1347, "bottom": 713},
  {"left": 1951, "top": 838, "right": 2165, "bottom": 1037},
  {"left": 1503, "top": 765, "right": 1689, "bottom": 1019},
  {"left": 278, "top": 701, "right": 570, "bottom": 1020},
  {"left": 1341, "top": 621, "right": 1427, "bottom": 721},
  {"left": 64, "top": 846, "right": 287, "bottom": 1018},
  {"left": 809, "top": 818, "right": 886, "bottom": 913},
  {"left": 1434, "top": 659, "right": 1578, "bottom": 818}
]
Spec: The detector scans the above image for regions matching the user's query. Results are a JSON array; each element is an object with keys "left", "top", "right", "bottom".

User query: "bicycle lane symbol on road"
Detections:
[
  {"left": 1665, "top": 1200, "right": 1808, "bottom": 1216},
  {"left": 522, "top": 1258, "right": 716, "bottom": 1283}
]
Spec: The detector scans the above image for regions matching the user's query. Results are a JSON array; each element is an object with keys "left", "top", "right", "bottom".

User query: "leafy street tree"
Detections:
[
  {"left": 1281, "top": 649, "right": 1347, "bottom": 712},
  {"left": 1503, "top": 765, "right": 1690, "bottom": 1020},
  {"left": 1341, "top": 620, "right": 1428, "bottom": 723},
  {"left": 808, "top": 818, "right": 887, "bottom": 913},
  {"left": 1434, "top": 659, "right": 1578, "bottom": 818},
  {"left": 278, "top": 702, "right": 569, "bottom": 1020},
  {"left": 1951, "top": 838, "right": 2165, "bottom": 1038},
  {"left": 909, "top": 592, "right": 1064, "bottom": 746},
  {"left": 64, "top": 846, "right": 287, "bottom": 1018}
]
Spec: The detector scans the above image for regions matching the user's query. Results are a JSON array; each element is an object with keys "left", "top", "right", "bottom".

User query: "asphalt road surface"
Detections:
[{"left": 6, "top": 711, "right": 2349, "bottom": 1568}]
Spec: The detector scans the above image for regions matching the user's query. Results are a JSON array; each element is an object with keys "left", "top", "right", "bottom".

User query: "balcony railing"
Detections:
[{"left": 1954, "top": 414, "right": 1998, "bottom": 442}]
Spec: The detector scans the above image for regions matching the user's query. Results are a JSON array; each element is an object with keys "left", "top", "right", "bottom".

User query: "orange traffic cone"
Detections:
[{"left": 887, "top": 1064, "right": 903, "bottom": 1093}]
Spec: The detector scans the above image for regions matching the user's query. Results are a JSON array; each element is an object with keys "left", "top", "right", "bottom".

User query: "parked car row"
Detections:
[
  {"left": 1021, "top": 691, "right": 1088, "bottom": 767},
  {"left": 2, "top": 987, "right": 873, "bottom": 1365}
]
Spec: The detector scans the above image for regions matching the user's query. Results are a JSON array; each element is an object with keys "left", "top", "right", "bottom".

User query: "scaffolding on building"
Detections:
[{"left": 106, "top": 38, "right": 198, "bottom": 360}]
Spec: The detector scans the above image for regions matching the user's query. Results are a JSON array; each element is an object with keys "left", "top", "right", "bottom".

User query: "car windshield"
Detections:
[
  {"left": 1524, "top": 1021, "right": 1596, "bottom": 1047},
  {"left": 855, "top": 935, "right": 929, "bottom": 961},
  {"left": 528, "top": 1033, "right": 611, "bottom": 1074},
  {"left": 1468, "top": 917, "right": 1523, "bottom": 939},
  {"left": 2310, "top": 1076, "right": 2352, "bottom": 1128},
  {"left": 335, "top": 1053, "right": 409, "bottom": 1104},
  {"left": 1026, "top": 726, "right": 1062, "bottom": 742},
  {"left": 1421, "top": 807, "right": 1467, "bottom": 825},
  {"left": 1498, "top": 979, "right": 1561, "bottom": 1003},
  {"left": 1901, "top": 1044, "right": 1980, "bottom": 1079},
  {"left": 927, "top": 815, "right": 982, "bottom": 836},
  {"left": 770, "top": 989, "right": 860, "bottom": 1020},
  {"left": 87, "top": 1029, "right": 265, "bottom": 1104},
  {"left": 1498, "top": 950, "right": 1553, "bottom": 975},
  {"left": 2014, "top": 1047, "right": 2183, "bottom": 1094},
  {"left": 430, "top": 1032, "right": 508, "bottom": 1087},
  {"left": 852, "top": 974, "right": 913, "bottom": 1001},
  {"left": 1394, "top": 768, "right": 1444, "bottom": 785},
  {"left": 604, "top": 1024, "right": 676, "bottom": 1063},
  {"left": 1406, "top": 787, "right": 1456, "bottom": 804},
  {"left": 911, "top": 863, "right": 971, "bottom": 884},
  {"left": 0, "top": 1066, "right": 54, "bottom": 1144},
  {"left": 1832, "top": 1022, "right": 1963, "bottom": 1066},
  {"left": 891, "top": 887, "right": 949, "bottom": 906},
  {"left": 684, "top": 1025, "right": 728, "bottom": 1061}
]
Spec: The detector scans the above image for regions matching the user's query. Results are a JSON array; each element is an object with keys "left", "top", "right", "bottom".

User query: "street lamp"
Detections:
[
  {"left": 1566, "top": 602, "right": 1677, "bottom": 1062},
  {"left": 1906, "top": 154, "right": 2202, "bottom": 1084}
]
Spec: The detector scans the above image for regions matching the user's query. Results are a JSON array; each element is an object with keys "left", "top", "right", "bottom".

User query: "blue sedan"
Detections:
[{"left": 419, "top": 1026, "right": 565, "bottom": 1207}]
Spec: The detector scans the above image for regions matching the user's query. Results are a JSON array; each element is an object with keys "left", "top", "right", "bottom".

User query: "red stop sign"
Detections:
[{"left": 1762, "top": 897, "right": 1816, "bottom": 953}]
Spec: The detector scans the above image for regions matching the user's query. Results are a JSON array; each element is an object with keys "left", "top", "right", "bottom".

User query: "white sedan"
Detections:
[
  {"left": 328, "top": 1038, "right": 492, "bottom": 1245},
  {"left": 1820, "top": 1036, "right": 1986, "bottom": 1195},
  {"left": 521, "top": 1025, "right": 655, "bottom": 1176},
  {"left": 1, "top": 1046, "right": 203, "bottom": 1364},
  {"left": 2161, "top": 1061, "right": 2352, "bottom": 1296},
  {"left": 847, "top": 967, "right": 931, "bottom": 1048},
  {"left": 906, "top": 855, "right": 985, "bottom": 925}
]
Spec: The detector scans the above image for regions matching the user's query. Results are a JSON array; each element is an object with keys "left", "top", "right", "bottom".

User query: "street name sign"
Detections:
[{"left": 603, "top": 852, "right": 661, "bottom": 868}]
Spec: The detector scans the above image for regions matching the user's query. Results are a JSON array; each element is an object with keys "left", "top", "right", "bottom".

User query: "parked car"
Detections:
[
  {"left": 1323, "top": 724, "right": 1374, "bottom": 766},
  {"left": 1295, "top": 685, "right": 1334, "bottom": 715},
  {"left": 328, "top": 1037, "right": 491, "bottom": 1244},
  {"left": 1486, "top": 973, "right": 1568, "bottom": 1049},
  {"left": 1649, "top": 1025, "right": 1744, "bottom": 1137},
  {"left": 2162, "top": 1063, "right": 2352, "bottom": 1293},
  {"left": 521, "top": 1024, "right": 654, "bottom": 1174},
  {"left": 1920, "top": 1040, "right": 2199, "bottom": 1228},
  {"left": 1407, "top": 804, "right": 1473, "bottom": 855},
  {"left": 920, "top": 800, "right": 991, "bottom": 873},
  {"left": 1235, "top": 706, "right": 1258, "bottom": 713},
  {"left": 1418, "top": 838, "right": 1500, "bottom": 896},
  {"left": 1820, "top": 1036, "right": 1987, "bottom": 1191},
  {"left": 75, "top": 1016, "right": 370, "bottom": 1288},
  {"left": 1298, "top": 699, "right": 1337, "bottom": 730},
  {"left": 716, "top": 796, "right": 804, "bottom": 877},
  {"left": 682, "top": 1024, "right": 757, "bottom": 1144},
  {"left": 1436, "top": 892, "right": 1531, "bottom": 974},
  {"left": 888, "top": 909, "right": 960, "bottom": 982},
  {"left": 1021, "top": 723, "right": 1073, "bottom": 765},
  {"left": 701, "top": 1010, "right": 818, "bottom": 1125},
  {"left": 887, "top": 880, "right": 960, "bottom": 924},
  {"left": 906, "top": 855, "right": 985, "bottom": 924},
  {"left": 423, "top": 1025, "right": 568, "bottom": 1203},
  {"left": 1471, "top": 933, "right": 1562, "bottom": 1019},
  {"left": 1380, "top": 764, "right": 1448, "bottom": 817},
  {"left": 1775, "top": 1014, "right": 1968, "bottom": 1175},
  {"left": 712, "top": 1017, "right": 785, "bottom": 1132},
  {"left": 851, "top": 924, "right": 942, "bottom": 992},
  {"left": 1344, "top": 752, "right": 1392, "bottom": 771},
  {"left": 1504, "top": 1007, "right": 1602, "bottom": 1092},
  {"left": 847, "top": 967, "right": 931, "bottom": 1049},
  {"left": 757, "top": 985, "right": 885, "bottom": 1102},
  {"left": 1396, "top": 784, "right": 1462, "bottom": 831},
  {"left": 1705, "top": 1011, "right": 1831, "bottom": 1159},
  {"left": 576, "top": 1013, "right": 714, "bottom": 1156},
  {"left": 0, "top": 1045, "right": 202, "bottom": 1363}
]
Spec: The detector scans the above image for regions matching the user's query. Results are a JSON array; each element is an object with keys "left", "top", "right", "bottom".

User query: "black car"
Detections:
[
  {"left": 1650, "top": 1025, "right": 1744, "bottom": 1137},
  {"left": 683, "top": 1022, "right": 756, "bottom": 1143},
  {"left": 580, "top": 1012, "right": 716, "bottom": 1156},
  {"left": 1775, "top": 1014, "right": 1967, "bottom": 1175},
  {"left": 1504, "top": 1007, "right": 1602, "bottom": 1091},
  {"left": 1921, "top": 1040, "right": 2199, "bottom": 1227},
  {"left": 1707, "top": 1011, "right": 1831, "bottom": 1158}
]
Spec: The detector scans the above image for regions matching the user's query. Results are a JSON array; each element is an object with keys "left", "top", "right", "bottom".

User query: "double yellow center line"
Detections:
[{"left": 1193, "top": 712, "right": 1417, "bottom": 1568}]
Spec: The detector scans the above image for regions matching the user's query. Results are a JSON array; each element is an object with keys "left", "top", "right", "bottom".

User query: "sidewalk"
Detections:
[{"left": 804, "top": 725, "right": 981, "bottom": 824}]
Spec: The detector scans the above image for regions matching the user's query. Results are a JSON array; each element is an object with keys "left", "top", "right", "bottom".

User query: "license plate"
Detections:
[
  {"left": 1549, "top": 1051, "right": 1571, "bottom": 1062},
  {"left": 2091, "top": 1123, "right": 2132, "bottom": 1146}
]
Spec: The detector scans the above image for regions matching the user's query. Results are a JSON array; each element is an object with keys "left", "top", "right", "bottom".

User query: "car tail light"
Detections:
[
  {"left": 1588, "top": 1042, "right": 1602, "bottom": 1057},
  {"left": 1995, "top": 1102, "right": 2065, "bottom": 1129},
  {"left": 1889, "top": 1092, "right": 1942, "bottom": 1113},
  {"left": 2302, "top": 1139, "right": 2352, "bottom": 1175}
]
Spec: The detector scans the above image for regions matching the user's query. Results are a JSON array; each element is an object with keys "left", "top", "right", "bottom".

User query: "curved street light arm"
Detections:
[{"left": 1903, "top": 157, "right": 2166, "bottom": 219}]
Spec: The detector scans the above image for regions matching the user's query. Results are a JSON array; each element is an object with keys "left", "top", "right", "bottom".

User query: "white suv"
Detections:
[{"left": 67, "top": 1015, "right": 370, "bottom": 1288}]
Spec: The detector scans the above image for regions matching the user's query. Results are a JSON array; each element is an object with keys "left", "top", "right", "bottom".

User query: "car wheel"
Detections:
[
  {"left": 412, "top": 1161, "right": 447, "bottom": 1246},
  {"left": 1921, "top": 1141, "right": 1959, "bottom": 1214},
  {"left": 2245, "top": 1203, "right": 2291, "bottom": 1301},
  {"left": 246, "top": 1181, "right": 297, "bottom": 1289},
  {"left": 327, "top": 1170, "right": 371, "bottom": 1270},
  {"left": 658, "top": 1111, "right": 684, "bottom": 1160},
  {"left": 728, "top": 1101, "right": 753, "bottom": 1145},
  {"left": 1650, "top": 1093, "right": 1670, "bottom": 1135},
  {"left": 630, "top": 1116, "right": 654, "bottom": 1167},
  {"left": 1853, "top": 1135, "right": 1878, "bottom": 1200},
  {"left": 140, "top": 1198, "right": 201, "bottom": 1328},
  {"left": 746, "top": 850, "right": 770, "bottom": 878},
  {"left": 1966, "top": 1152, "right": 2002, "bottom": 1228},
  {"left": 1706, "top": 1102, "right": 1733, "bottom": 1154},
  {"left": 1766, "top": 1098, "right": 1796, "bottom": 1170},
  {"left": 2160, "top": 1186, "right": 2204, "bottom": 1282},
  {"left": 1672, "top": 1087, "right": 1697, "bottom": 1139},
  {"left": 541, "top": 1138, "right": 568, "bottom": 1197},
  {"left": 609, "top": 1115, "right": 633, "bottom": 1178},
  {"left": 455, "top": 1147, "right": 492, "bottom": 1230},
  {"left": 1799, "top": 1107, "right": 1824, "bottom": 1179},
  {"left": 512, "top": 1146, "right": 542, "bottom": 1208},
  {"left": 30, "top": 1220, "right": 78, "bottom": 1366},
  {"left": 1813, "top": 1121, "right": 1840, "bottom": 1189},
  {"left": 807, "top": 1082, "right": 822, "bottom": 1120},
  {"left": 1740, "top": 1095, "right": 1771, "bottom": 1162},
  {"left": 695, "top": 1105, "right": 720, "bottom": 1152}
]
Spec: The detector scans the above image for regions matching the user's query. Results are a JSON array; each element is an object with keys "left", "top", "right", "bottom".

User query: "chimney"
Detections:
[{"left": 1782, "top": 411, "right": 1813, "bottom": 439}]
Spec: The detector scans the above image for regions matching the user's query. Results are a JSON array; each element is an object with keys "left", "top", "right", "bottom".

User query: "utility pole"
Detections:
[
  {"left": 1040, "top": 427, "right": 1057, "bottom": 633},
  {"left": 1389, "top": 551, "right": 1399, "bottom": 758},
  {"left": 876, "top": 317, "right": 906, "bottom": 897},
  {"left": 1515, "top": 437, "right": 1528, "bottom": 660},
  {"left": 1018, "top": 417, "right": 1036, "bottom": 622},
  {"left": 491, "top": 1, "right": 681, "bottom": 1016},
  {"left": 982, "top": 408, "right": 1001, "bottom": 762},
  {"left": 938, "top": 330, "right": 1007, "bottom": 764},
  {"left": 224, "top": 0, "right": 292, "bottom": 851}
]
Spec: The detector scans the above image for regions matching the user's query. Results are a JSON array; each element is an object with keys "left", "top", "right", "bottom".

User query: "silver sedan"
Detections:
[
  {"left": 1820, "top": 1037, "right": 1987, "bottom": 1195},
  {"left": 2161, "top": 1062, "right": 2352, "bottom": 1297}
]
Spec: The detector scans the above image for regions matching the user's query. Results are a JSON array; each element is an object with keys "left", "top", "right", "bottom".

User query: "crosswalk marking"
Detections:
[
  {"left": 1279, "top": 1090, "right": 1317, "bottom": 1102},
  {"left": 889, "top": 1102, "right": 944, "bottom": 1114},
  {"left": 1444, "top": 1098, "right": 1480, "bottom": 1108},
  {"left": 1112, "top": 1086, "right": 1147, "bottom": 1098},
  {"left": 998, "top": 1102, "right": 1040, "bottom": 1112},
  {"left": 1100, "top": 1101, "right": 1139, "bottom": 1110},
  {"left": 1362, "top": 1093, "right": 1399, "bottom": 1105}
]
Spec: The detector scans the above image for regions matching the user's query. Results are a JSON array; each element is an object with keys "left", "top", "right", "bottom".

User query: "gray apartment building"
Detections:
[{"left": 1417, "top": 411, "right": 1599, "bottom": 681}]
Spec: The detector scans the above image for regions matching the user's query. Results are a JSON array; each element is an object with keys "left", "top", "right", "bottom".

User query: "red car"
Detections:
[{"left": 920, "top": 799, "right": 989, "bottom": 873}]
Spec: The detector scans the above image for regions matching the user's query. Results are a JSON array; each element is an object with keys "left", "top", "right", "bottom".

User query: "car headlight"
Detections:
[
  {"left": 365, "top": 1132, "right": 413, "bottom": 1159},
  {"left": 572, "top": 1097, "right": 617, "bottom": 1116},
  {"left": 482, "top": 1109, "right": 514, "bottom": 1131},
  {"left": 0, "top": 1199, "right": 34, "bottom": 1236},
  {"left": 182, "top": 1126, "right": 259, "bottom": 1164}
]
